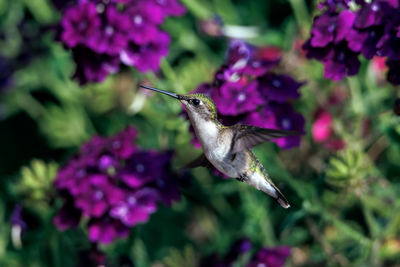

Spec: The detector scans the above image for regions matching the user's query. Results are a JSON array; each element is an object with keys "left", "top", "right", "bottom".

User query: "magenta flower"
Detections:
[
  {"left": 87, "top": 6, "right": 131, "bottom": 55},
  {"left": 303, "top": 0, "right": 400, "bottom": 84},
  {"left": 88, "top": 217, "right": 130, "bottom": 244},
  {"left": 110, "top": 189, "right": 158, "bottom": 226},
  {"left": 212, "top": 81, "right": 264, "bottom": 115},
  {"left": 53, "top": 126, "right": 180, "bottom": 244},
  {"left": 258, "top": 73, "right": 303, "bottom": 102},
  {"left": 310, "top": 11, "right": 355, "bottom": 47},
  {"left": 126, "top": 2, "right": 163, "bottom": 44},
  {"left": 57, "top": 0, "right": 186, "bottom": 84},
  {"left": 121, "top": 30, "right": 170, "bottom": 72},
  {"left": 61, "top": 2, "right": 101, "bottom": 48}
]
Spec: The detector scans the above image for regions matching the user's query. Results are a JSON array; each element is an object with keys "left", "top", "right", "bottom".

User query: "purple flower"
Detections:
[
  {"left": 57, "top": 0, "right": 186, "bottom": 84},
  {"left": 120, "top": 151, "right": 167, "bottom": 188},
  {"left": 126, "top": 2, "right": 163, "bottom": 44},
  {"left": 258, "top": 73, "right": 303, "bottom": 102},
  {"left": 121, "top": 30, "right": 170, "bottom": 72},
  {"left": 53, "top": 200, "right": 82, "bottom": 230},
  {"left": 88, "top": 217, "right": 130, "bottom": 244},
  {"left": 310, "top": 11, "right": 355, "bottom": 48},
  {"left": 108, "top": 126, "right": 138, "bottom": 159},
  {"left": 72, "top": 46, "right": 120, "bottom": 84},
  {"left": 376, "top": 29, "right": 400, "bottom": 60},
  {"left": 212, "top": 81, "right": 264, "bottom": 115},
  {"left": 87, "top": 6, "right": 131, "bottom": 55},
  {"left": 354, "top": 2, "right": 389, "bottom": 29},
  {"left": 110, "top": 188, "right": 158, "bottom": 226},
  {"left": 61, "top": 2, "right": 101, "bottom": 48},
  {"left": 346, "top": 26, "right": 384, "bottom": 59},
  {"left": 227, "top": 39, "right": 253, "bottom": 66},
  {"left": 151, "top": 0, "right": 186, "bottom": 18},
  {"left": 323, "top": 42, "right": 361, "bottom": 81},
  {"left": 74, "top": 174, "right": 124, "bottom": 217},
  {"left": 247, "top": 246, "right": 291, "bottom": 267},
  {"left": 54, "top": 126, "right": 180, "bottom": 244},
  {"left": 304, "top": 0, "right": 400, "bottom": 84}
]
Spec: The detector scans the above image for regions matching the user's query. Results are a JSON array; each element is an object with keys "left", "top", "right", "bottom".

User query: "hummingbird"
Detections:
[{"left": 140, "top": 85, "right": 298, "bottom": 208}]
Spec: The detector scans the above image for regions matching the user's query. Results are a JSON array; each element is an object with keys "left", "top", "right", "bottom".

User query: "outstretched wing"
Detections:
[
  {"left": 230, "top": 124, "right": 298, "bottom": 154},
  {"left": 182, "top": 154, "right": 214, "bottom": 170}
]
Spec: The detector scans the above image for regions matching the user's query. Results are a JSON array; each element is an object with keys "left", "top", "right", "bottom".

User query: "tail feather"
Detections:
[
  {"left": 245, "top": 172, "right": 291, "bottom": 208},
  {"left": 275, "top": 189, "right": 290, "bottom": 209}
]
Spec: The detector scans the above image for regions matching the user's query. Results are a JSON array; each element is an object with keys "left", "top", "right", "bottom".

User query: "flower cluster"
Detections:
[
  {"left": 53, "top": 126, "right": 180, "bottom": 244},
  {"left": 190, "top": 40, "right": 305, "bottom": 149},
  {"left": 58, "top": 0, "right": 186, "bottom": 84},
  {"left": 303, "top": 0, "right": 400, "bottom": 84},
  {"left": 200, "top": 238, "right": 291, "bottom": 267}
]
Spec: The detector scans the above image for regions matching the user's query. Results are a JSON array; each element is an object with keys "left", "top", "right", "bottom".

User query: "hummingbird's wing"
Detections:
[
  {"left": 182, "top": 154, "right": 213, "bottom": 169},
  {"left": 230, "top": 124, "right": 298, "bottom": 154}
]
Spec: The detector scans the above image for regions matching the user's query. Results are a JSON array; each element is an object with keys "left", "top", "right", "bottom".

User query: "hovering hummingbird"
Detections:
[{"left": 140, "top": 85, "right": 298, "bottom": 208}]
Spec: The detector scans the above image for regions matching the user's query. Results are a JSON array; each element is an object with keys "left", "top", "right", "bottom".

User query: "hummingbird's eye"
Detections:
[{"left": 192, "top": 99, "right": 200, "bottom": 106}]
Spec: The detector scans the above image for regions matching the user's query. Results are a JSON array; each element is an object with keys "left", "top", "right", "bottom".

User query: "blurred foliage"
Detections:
[{"left": 0, "top": 0, "right": 400, "bottom": 266}]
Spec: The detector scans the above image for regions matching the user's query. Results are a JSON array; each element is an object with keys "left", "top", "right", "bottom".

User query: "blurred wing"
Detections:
[
  {"left": 231, "top": 124, "right": 298, "bottom": 154},
  {"left": 182, "top": 154, "right": 213, "bottom": 170}
]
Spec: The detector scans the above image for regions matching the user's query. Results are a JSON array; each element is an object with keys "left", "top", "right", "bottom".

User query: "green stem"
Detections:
[
  {"left": 347, "top": 76, "right": 364, "bottom": 116},
  {"left": 17, "top": 93, "right": 46, "bottom": 119},
  {"left": 180, "top": 0, "right": 212, "bottom": 19},
  {"left": 288, "top": 0, "right": 311, "bottom": 34}
]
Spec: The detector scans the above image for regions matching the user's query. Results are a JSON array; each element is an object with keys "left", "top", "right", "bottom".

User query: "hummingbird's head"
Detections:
[
  {"left": 179, "top": 93, "right": 217, "bottom": 121},
  {"left": 140, "top": 85, "right": 217, "bottom": 121}
]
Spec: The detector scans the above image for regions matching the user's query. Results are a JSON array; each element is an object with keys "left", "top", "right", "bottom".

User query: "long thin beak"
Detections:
[{"left": 140, "top": 85, "right": 181, "bottom": 100}]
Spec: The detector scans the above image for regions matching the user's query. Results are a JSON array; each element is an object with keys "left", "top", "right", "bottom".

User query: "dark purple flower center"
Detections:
[
  {"left": 105, "top": 26, "right": 114, "bottom": 36},
  {"left": 337, "top": 51, "right": 346, "bottom": 62},
  {"left": 371, "top": 3, "right": 379, "bottom": 12},
  {"left": 272, "top": 78, "right": 282, "bottom": 88},
  {"left": 369, "top": 31, "right": 376, "bottom": 37},
  {"left": 135, "top": 163, "right": 145, "bottom": 173},
  {"left": 328, "top": 23, "right": 336, "bottom": 33},
  {"left": 157, "top": 179, "right": 165, "bottom": 187},
  {"left": 112, "top": 140, "right": 121, "bottom": 149},
  {"left": 94, "top": 190, "right": 104, "bottom": 200},
  {"left": 281, "top": 117, "right": 292, "bottom": 130},
  {"left": 78, "top": 21, "right": 88, "bottom": 31},
  {"left": 76, "top": 169, "right": 86, "bottom": 178}
]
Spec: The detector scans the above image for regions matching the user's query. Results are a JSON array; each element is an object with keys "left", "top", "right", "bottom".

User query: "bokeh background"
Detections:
[{"left": 1, "top": 0, "right": 400, "bottom": 266}]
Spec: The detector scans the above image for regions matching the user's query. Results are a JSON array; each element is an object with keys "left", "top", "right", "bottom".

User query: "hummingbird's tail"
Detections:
[
  {"left": 245, "top": 172, "right": 291, "bottom": 208},
  {"left": 274, "top": 188, "right": 290, "bottom": 209}
]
